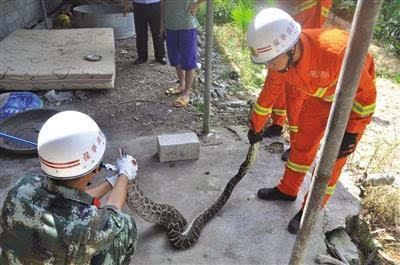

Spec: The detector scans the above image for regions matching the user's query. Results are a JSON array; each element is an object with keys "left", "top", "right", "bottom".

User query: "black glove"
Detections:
[
  {"left": 248, "top": 129, "right": 263, "bottom": 145},
  {"left": 338, "top": 132, "right": 358, "bottom": 158}
]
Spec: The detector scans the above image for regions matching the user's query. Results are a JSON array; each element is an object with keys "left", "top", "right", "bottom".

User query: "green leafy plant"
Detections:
[
  {"left": 214, "top": 24, "right": 265, "bottom": 91},
  {"left": 374, "top": 0, "right": 400, "bottom": 55},
  {"left": 214, "top": 0, "right": 237, "bottom": 24},
  {"left": 196, "top": 0, "right": 237, "bottom": 25},
  {"left": 230, "top": 0, "right": 255, "bottom": 50},
  {"left": 331, "top": 0, "right": 357, "bottom": 21},
  {"left": 394, "top": 73, "right": 400, "bottom": 84},
  {"left": 196, "top": 3, "right": 208, "bottom": 25}
]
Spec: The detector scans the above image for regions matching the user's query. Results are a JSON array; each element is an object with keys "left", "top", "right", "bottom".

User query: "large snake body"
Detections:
[{"left": 126, "top": 143, "right": 260, "bottom": 249}]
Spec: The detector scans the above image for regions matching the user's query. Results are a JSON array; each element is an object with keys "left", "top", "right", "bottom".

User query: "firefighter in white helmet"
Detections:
[
  {"left": 0, "top": 111, "right": 139, "bottom": 264},
  {"left": 247, "top": 8, "right": 376, "bottom": 234},
  {"left": 247, "top": 8, "right": 301, "bottom": 69}
]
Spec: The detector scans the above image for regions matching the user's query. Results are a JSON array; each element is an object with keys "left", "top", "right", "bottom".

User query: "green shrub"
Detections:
[
  {"left": 214, "top": 24, "right": 265, "bottom": 91},
  {"left": 197, "top": 0, "right": 237, "bottom": 25},
  {"left": 331, "top": 0, "right": 400, "bottom": 56},
  {"left": 374, "top": 0, "right": 400, "bottom": 55},
  {"left": 231, "top": 0, "right": 255, "bottom": 49},
  {"left": 214, "top": 0, "right": 237, "bottom": 24},
  {"left": 331, "top": 0, "right": 357, "bottom": 21}
]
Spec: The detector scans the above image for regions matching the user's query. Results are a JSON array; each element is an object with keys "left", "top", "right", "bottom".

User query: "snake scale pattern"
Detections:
[{"left": 126, "top": 143, "right": 260, "bottom": 249}]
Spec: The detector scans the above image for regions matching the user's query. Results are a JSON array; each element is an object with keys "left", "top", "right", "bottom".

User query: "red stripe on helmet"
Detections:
[
  {"left": 258, "top": 47, "right": 272, "bottom": 53},
  {"left": 39, "top": 156, "right": 80, "bottom": 165},
  {"left": 257, "top": 45, "right": 272, "bottom": 52},
  {"left": 40, "top": 159, "right": 81, "bottom": 169},
  {"left": 39, "top": 156, "right": 81, "bottom": 169}
]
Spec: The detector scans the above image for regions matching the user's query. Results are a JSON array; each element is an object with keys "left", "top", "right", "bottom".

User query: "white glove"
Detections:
[
  {"left": 116, "top": 148, "right": 138, "bottom": 181},
  {"left": 106, "top": 173, "right": 119, "bottom": 187}
]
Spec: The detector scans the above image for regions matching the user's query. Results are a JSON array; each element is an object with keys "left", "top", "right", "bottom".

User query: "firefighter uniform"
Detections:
[
  {"left": 269, "top": 0, "right": 333, "bottom": 144},
  {"left": 251, "top": 28, "right": 376, "bottom": 206}
]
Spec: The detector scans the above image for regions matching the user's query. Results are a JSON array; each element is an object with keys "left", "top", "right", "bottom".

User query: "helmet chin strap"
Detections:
[{"left": 279, "top": 44, "right": 296, "bottom": 73}]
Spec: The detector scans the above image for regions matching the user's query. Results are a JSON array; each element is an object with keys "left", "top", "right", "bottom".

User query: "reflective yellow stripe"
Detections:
[
  {"left": 289, "top": 125, "right": 298, "bottom": 133},
  {"left": 352, "top": 101, "right": 376, "bottom": 116},
  {"left": 323, "top": 94, "right": 334, "bottom": 102},
  {"left": 321, "top": 6, "right": 329, "bottom": 17},
  {"left": 313, "top": 86, "right": 328, "bottom": 97},
  {"left": 272, "top": 108, "right": 287, "bottom": 116},
  {"left": 253, "top": 103, "right": 272, "bottom": 116},
  {"left": 287, "top": 160, "right": 310, "bottom": 173},
  {"left": 325, "top": 184, "right": 336, "bottom": 195},
  {"left": 313, "top": 80, "right": 337, "bottom": 98},
  {"left": 293, "top": 0, "right": 318, "bottom": 14}
]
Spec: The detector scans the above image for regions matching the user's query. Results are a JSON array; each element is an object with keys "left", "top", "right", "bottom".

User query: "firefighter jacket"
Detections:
[
  {"left": 251, "top": 28, "right": 376, "bottom": 134},
  {"left": 289, "top": 0, "right": 333, "bottom": 28}
]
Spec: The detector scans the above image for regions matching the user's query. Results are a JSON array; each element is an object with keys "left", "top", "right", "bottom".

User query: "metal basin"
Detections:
[
  {"left": 0, "top": 109, "right": 59, "bottom": 155},
  {"left": 73, "top": 5, "right": 135, "bottom": 40}
]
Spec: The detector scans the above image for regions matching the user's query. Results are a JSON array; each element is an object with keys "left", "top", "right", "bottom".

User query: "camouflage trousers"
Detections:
[{"left": 91, "top": 214, "right": 138, "bottom": 265}]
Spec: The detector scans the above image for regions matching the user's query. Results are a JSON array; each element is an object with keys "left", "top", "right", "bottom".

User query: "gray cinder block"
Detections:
[{"left": 157, "top": 133, "right": 200, "bottom": 162}]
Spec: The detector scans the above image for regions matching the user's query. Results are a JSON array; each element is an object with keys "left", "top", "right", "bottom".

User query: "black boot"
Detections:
[
  {"left": 288, "top": 209, "right": 303, "bottom": 234},
  {"left": 281, "top": 147, "right": 291, "bottom": 162},
  {"left": 263, "top": 124, "right": 283, "bottom": 138},
  {"left": 257, "top": 187, "right": 297, "bottom": 201}
]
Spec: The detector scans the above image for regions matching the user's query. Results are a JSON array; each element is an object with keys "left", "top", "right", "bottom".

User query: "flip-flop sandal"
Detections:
[
  {"left": 174, "top": 95, "right": 190, "bottom": 108},
  {"left": 165, "top": 87, "right": 182, "bottom": 95}
]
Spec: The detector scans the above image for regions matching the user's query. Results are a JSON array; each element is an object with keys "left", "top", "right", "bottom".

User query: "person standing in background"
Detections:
[
  {"left": 124, "top": 0, "right": 167, "bottom": 65},
  {"left": 160, "top": 0, "right": 205, "bottom": 108}
]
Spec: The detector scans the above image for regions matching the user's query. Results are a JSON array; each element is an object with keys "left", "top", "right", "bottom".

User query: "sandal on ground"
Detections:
[
  {"left": 174, "top": 95, "right": 190, "bottom": 108},
  {"left": 165, "top": 87, "right": 182, "bottom": 95}
]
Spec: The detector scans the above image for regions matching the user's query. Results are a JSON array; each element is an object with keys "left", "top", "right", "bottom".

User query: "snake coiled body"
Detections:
[{"left": 127, "top": 143, "right": 260, "bottom": 249}]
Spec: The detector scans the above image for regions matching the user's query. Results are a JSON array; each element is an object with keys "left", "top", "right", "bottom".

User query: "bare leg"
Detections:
[
  {"left": 182, "top": 69, "right": 195, "bottom": 97},
  {"left": 173, "top": 67, "right": 194, "bottom": 107},
  {"left": 175, "top": 65, "right": 185, "bottom": 92}
]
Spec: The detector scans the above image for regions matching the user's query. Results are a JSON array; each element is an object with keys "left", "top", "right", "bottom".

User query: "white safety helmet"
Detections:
[
  {"left": 37, "top": 111, "right": 106, "bottom": 179},
  {"left": 247, "top": 8, "right": 301, "bottom": 64}
]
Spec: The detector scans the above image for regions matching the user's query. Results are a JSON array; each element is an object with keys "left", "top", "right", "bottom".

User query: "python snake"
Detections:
[{"left": 126, "top": 142, "right": 260, "bottom": 249}]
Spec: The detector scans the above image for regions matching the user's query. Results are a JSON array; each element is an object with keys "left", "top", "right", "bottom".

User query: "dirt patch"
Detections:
[{"left": 34, "top": 32, "right": 251, "bottom": 142}]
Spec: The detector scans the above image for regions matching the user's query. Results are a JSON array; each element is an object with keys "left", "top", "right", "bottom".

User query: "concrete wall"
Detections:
[{"left": 0, "top": 0, "right": 62, "bottom": 40}]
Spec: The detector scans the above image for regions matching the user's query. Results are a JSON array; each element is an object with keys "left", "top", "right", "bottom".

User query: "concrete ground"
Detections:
[{"left": 0, "top": 126, "right": 360, "bottom": 265}]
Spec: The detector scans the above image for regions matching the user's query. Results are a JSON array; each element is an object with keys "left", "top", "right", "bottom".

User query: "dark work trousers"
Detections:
[{"left": 133, "top": 2, "right": 165, "bottom": 61}]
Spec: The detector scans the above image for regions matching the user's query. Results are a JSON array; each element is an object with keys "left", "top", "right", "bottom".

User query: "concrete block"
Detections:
[{"left": 157, "top": 133, "right": 200, "bottom": 162}]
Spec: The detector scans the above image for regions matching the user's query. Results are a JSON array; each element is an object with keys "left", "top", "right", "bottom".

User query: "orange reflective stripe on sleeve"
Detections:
[
  {"left": 289, "top": 125, "right": 299, "bottom": 133},
  {"left": 352, "top": 100, "right": 376, "bottom": 116},
  {"left": 272, "top": 108, "right": 287, "bottom": 116},
  {"left": 253, "top": 103, "right": 272, "bottom": 116}
]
